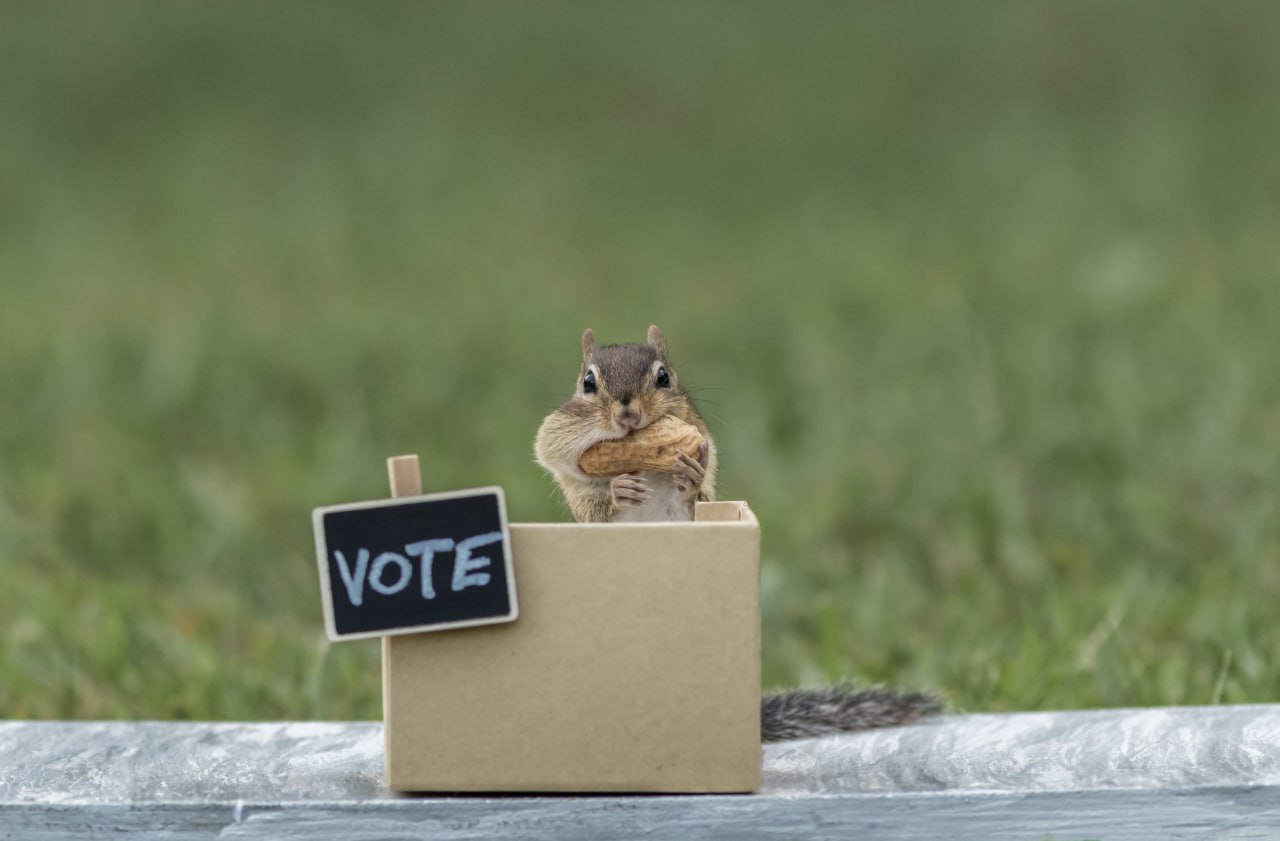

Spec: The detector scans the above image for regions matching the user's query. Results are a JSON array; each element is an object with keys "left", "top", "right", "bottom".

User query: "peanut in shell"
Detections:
[{"left": 579, "top": 416, "right": 704, "bottom": 476}]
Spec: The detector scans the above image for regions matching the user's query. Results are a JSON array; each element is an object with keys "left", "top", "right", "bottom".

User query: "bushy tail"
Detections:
[{"left": 760, "top": 685, "right": 941, "bottom": 742}]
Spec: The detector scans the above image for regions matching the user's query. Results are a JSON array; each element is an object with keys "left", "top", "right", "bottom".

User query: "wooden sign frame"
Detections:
[{"left": 312, "top": 484, "right": 518, "bottom": 641}]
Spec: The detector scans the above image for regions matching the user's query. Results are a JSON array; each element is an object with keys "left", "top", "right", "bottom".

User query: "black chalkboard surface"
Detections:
[{"left": 312, "top": 487, "right": 518, "bottom": 641}]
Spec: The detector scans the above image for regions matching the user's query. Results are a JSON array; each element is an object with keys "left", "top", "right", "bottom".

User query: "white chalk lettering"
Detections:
[
  {"left": 404, "top": 538, "right": 455, "bottom": 600},
  {"left": 368, "top": 552, "right": 412, "bottom": 596},
  {"left": 332, "top": 530, "right": 504, "bottom": 609},
  {"left": 333, "top": 548, "right": 370, "bottom": 607},
  {"left": 452, "top": 531, "right": 501, "bottom": 591}
]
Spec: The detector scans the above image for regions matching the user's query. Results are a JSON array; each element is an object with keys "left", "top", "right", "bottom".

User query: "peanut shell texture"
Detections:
[{"left": 578, "top": 416, "right": 704, "bottom": 476}]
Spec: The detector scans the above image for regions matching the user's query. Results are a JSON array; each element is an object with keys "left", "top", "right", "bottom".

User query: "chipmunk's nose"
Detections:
[{"left": 615, "top": 400, "right": 642, "bottom": 430}]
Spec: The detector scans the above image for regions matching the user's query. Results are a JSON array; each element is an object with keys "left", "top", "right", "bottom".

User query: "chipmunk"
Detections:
[
  {"left": 534, "top": 326, "right": 941, "bottom": 741},
  {"left": 535, "top": 324, "right": 715, "bottom": 523}
]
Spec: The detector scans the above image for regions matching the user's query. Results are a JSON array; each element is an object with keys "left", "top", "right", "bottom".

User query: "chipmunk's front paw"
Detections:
[
  {"left": 672, "top": 440, "right": 709, "bottom": 499},
  {"left": 611, "top": 473, "right": 648, "bottom": 506}
]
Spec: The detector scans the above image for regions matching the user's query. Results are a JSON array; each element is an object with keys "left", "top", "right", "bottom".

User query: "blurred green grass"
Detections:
[{"left": 2, "top": 1, "right": 1278, "bottom": 719}]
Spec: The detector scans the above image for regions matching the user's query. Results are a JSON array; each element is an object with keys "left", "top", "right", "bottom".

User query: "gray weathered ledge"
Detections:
[{"left": 3, "top": 706, "right": 1280, "bottom": 839}]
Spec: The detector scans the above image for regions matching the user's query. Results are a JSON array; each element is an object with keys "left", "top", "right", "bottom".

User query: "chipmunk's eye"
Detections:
[
  {"left": 583, "top": 370, "right": 598, "bottom": 394},
  {"left": 655, "top": 366, "right": 671, "bottom": 388}
]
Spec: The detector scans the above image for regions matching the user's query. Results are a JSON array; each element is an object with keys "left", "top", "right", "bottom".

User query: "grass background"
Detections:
[{"left": 2, "top": 1, "right": 1277, "bottom": 720}]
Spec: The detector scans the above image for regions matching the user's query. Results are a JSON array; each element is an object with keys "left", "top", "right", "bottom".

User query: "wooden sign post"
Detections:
[
  {"left": 387, "top": 454, "right": 422, "bottom": 499},
  {"left": 311, "top": 455, "right": 518, "bottom": 641}
]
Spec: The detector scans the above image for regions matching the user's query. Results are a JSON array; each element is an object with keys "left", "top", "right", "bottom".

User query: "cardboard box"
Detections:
[{"left": 382, "top": 500, "right": 761, "bottom": 792}]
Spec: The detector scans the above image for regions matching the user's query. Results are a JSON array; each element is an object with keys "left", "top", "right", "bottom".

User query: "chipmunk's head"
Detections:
[{"left": 577, "top": 325, "right": 684, "bottom": 435}]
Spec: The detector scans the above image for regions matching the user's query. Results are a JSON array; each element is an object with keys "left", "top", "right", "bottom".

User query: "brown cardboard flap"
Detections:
[
  {"left": 383, "top": 502, "right": 761, "bottom": 792},
  {"left": 694, "top": 500, "right": 748, "bottom": 522}
]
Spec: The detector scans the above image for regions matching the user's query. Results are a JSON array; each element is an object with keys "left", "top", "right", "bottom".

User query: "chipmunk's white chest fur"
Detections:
[{"left": 613, "top": 471, "right": 692, "bottom": 522}]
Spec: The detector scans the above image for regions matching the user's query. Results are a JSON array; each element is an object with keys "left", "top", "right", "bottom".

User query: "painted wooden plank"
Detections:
[
  {"left": 4, "top": 789, "right": 1279, "bottom": 841},
  {"left": 3, "top": 707, "right": 1279, "bottom": 840}
]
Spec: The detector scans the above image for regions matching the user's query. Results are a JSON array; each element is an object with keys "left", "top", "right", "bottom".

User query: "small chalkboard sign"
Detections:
[{"left": 312, "top": 487, "right": 518, "bottom": 641}]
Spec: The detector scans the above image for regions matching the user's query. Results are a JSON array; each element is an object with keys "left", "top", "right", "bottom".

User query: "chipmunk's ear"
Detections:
[
  {"left": 647, "top": 324, "right": 667, "bottom": 356},
  {"left": 582, "top": 328, "right": 597, "bottom": 360}
]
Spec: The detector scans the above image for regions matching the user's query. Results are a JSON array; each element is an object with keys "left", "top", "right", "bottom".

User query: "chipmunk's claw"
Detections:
[
  {"left": 611, "top": 473, "right": 648, "bottom": 505},
  {"left": 673, "top": 448, "right": 707, "bottom": 498}
]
